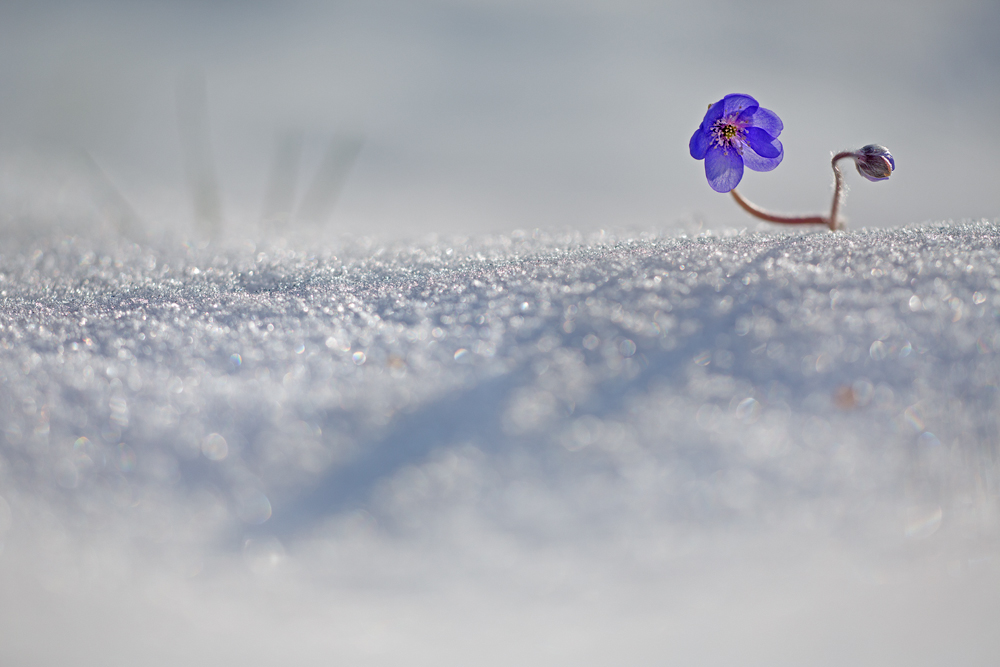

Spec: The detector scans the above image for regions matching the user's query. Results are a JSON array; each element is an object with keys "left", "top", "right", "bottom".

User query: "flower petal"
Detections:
[
  {"left": 700, "top": 99, "right": 725, "bottom": 132},
  {"left": 742, "top": 138, "right": 783, "bottom": 172},
  {"left": 689, "top": 128, "right": 710, "bottom": 160},
  {"left": 747, "top": 106, "right": 783, "bottom": 137},
  {"left": 745, "top": 127, "right": 781, "bottom": 158},
  {"left": 856, "top": 156, "right": 892, "bottom": 181},
  {"left": 705, "top": 145, "right": 744, "bottom": 192},
  {"left": 722, "top": 94, "right": 758, "bottom": 119}
]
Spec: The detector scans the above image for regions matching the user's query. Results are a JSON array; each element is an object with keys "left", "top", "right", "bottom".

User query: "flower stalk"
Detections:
[{"left": 731, "top": 150, "right": 862, "bottom": 232}]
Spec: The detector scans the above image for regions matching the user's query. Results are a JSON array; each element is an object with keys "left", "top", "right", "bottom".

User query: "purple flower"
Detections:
[
  {"left": 689, "top": 93, "right": 784, "bottom": 193},
  {"left": 853, "top": 144, "right": 895, "bottom": 182}
]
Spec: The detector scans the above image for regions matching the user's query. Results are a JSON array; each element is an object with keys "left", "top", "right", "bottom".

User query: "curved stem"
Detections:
[
  {"left": 827, "top": 151, "right": 855, "bottom": 232},
  {"left": 730, "top": 189, "right": 828, "bottom": 226},
  {"left": 730, "top": 151, "right": 857, "bottom": 232}
]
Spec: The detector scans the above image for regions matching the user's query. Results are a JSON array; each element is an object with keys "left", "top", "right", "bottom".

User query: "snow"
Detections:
[{"left": 1, "top": 221, "right": 999, "bottom": 665}]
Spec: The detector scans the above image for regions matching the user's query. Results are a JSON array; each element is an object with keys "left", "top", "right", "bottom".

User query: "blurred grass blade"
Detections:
[
  {"left": 261, "top": 129, "right": 304, "bottom": 229},
  {"left": 175, "top": 69, "right": 223, "bottom": 238},
  {"left": 75, "top": 149, "right": 146, "bottom": 241},
  {"left": 296, "top": 135, "right": 363, "bottom": 225}
]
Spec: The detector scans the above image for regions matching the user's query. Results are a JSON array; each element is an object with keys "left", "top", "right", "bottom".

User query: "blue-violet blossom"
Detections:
[{"left": 689, "top": 93, "right": 784, "bottom": 193}]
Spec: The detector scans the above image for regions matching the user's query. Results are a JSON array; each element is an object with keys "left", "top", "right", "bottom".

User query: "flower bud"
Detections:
[{"left": 853, "top": 144, "right": 894, "bottom": 182}]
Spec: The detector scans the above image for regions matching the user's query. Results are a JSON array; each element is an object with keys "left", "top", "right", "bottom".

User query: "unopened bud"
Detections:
[{"left": 853, "top": 144, "right": 894, "bottom": 182}]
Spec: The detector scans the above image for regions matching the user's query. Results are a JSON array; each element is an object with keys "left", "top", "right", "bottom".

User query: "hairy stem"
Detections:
[
  {"left": 730, "top": 190, "right": 829, "bottom": 227},
  {"left": 827, "top": 151, "right": 855, "bottom": 231},
  {"left": 730, "top": 152, "right": 856, "bottom": 232}
]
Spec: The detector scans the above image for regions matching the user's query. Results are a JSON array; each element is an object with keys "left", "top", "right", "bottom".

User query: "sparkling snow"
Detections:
[{"left": 1, "top": 221, "right": 999, "bottom": 665}]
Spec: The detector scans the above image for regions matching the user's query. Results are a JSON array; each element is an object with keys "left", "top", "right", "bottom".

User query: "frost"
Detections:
[{"left": 2, "top": 221, "right": 1000, "bottom": 663}]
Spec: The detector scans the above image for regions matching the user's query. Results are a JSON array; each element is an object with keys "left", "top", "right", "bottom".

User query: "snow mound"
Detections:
[{"left": 1, "top": 221, "right": 999, "bottom": 665}]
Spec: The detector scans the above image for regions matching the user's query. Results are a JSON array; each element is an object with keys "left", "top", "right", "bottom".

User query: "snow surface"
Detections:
[{"left": 1, "top": 221, "right": 999, "bottom": 665}]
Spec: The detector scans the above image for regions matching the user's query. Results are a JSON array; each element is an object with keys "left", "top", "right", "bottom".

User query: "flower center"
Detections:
[{"left": 710, "top": 116, "right": 746, "bottom": 154}]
